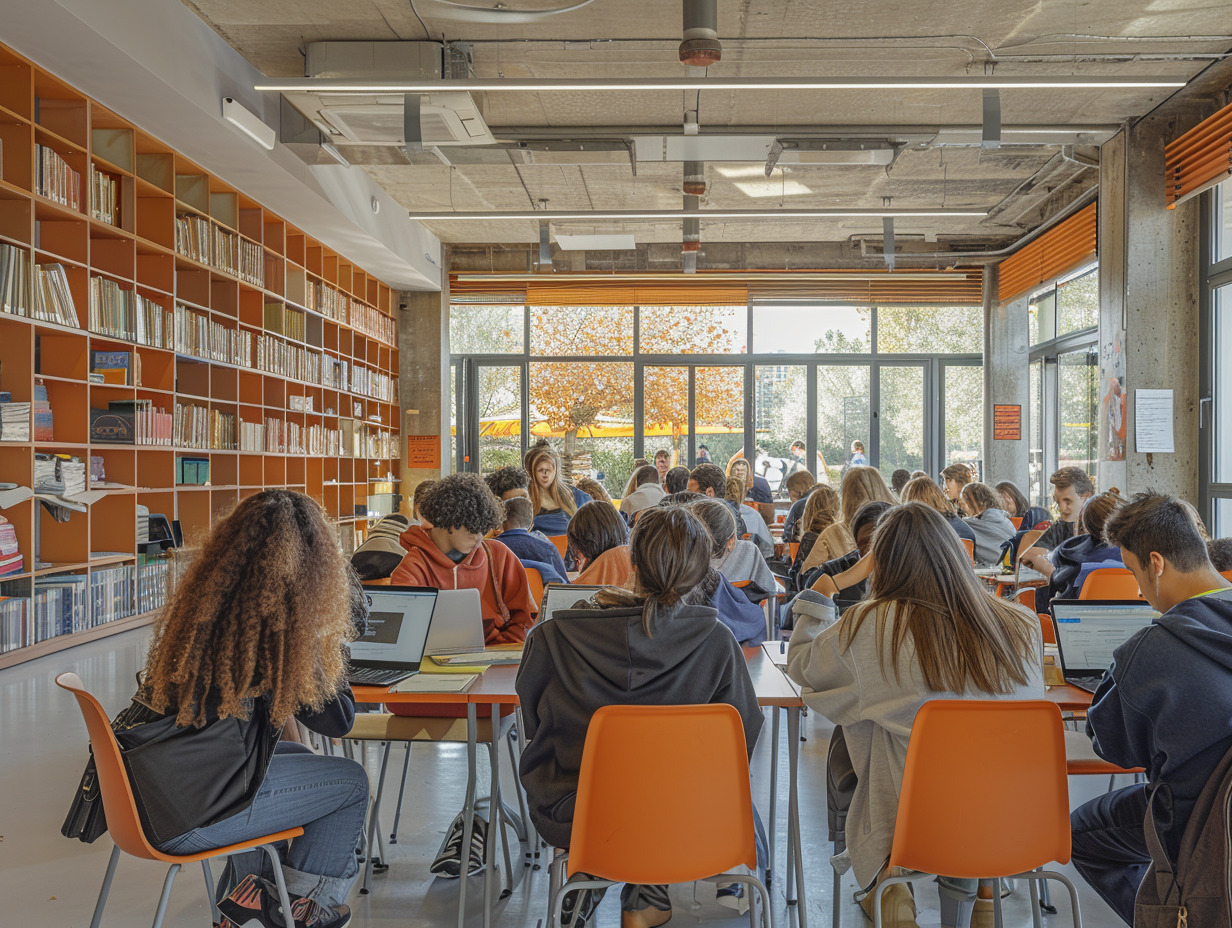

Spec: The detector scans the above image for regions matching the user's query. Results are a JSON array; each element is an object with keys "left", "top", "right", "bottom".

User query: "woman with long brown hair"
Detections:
[
  {"left": 940, "top": 462, "right": 973, "bottom": 506},
  {"left": 805, "top": 466, "right": 895, "bottom": 572},
  {"left": 568, "top": 499, "right": 633, "bottom": 587},
  {"left": 959, "top": 482, "right": 1018, "bottom": 565},
  {"left": 137, "top": 489, "right": 367, "bottom": 928},
  {"left": 901, "top": 475, "right": 977, "bottom": 547},
  {"left": 524, "top": 444, "right": 592, "bottom": 536},
  {"left": 517, "top": 506, "right": 763, "bottom": 928},
  {"left": 790, "top": 484, "right": 841, "bottom": 586},
  {"left": 787, "top": 502, "right": 1043, "bottom": 928}
]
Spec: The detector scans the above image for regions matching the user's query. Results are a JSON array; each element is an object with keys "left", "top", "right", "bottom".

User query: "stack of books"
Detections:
[
  {"left": 35, "top": 144, "right": 81, "bottom": 210},
  {"left": 0, "top": 514, "right": 23, "bottom": 576},
  {"left": 174, "top": 213, "right": 210, "bottom": 263},
  {"left": 33, "top": 380, "right": 53, "bottom": 441},
  {"left": 0, "top": 595, "right": 28, "bottom": 653},
  {"left": 89, "top": 166, "right": 119, "bottom": 225},
  {"left": 0, "top": 397, "right": 31, "bottom": 441},
  {"left": 60, "top": 457, "right": 86, "bottom": 496},
  {"left": 33, "top": 263, "right": 80, "bottom": 328},
  {"left": 0, "top": 243, "right": 29, "bottom": 317}
]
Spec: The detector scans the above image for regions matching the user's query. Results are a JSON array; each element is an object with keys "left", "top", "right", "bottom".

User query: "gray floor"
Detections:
[{"left": 0, "top": 628, "right": 1127, "bottom": 928}]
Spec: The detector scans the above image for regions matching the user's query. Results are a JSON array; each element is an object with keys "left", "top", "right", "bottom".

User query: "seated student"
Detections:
[
  {"left": 391, "top": 473, "right": 534, "bottom": 644},
  {"left": 526, "top": 445, "right": 591, "bottom": 537},
  {"left": 959, "top": 482, "right": 1018, "bottom": 566},
  {"left": 1019, "top": 467, "right": 1096, "bottom": 577},
  {"left": 790, "top": 485, "right": 841, "bottom": 589},
  {"left": 659, "top": 489, "right": 703, "bottom": 507},
  {"left": 788, "top": 502, "right": 1044, "bottom": 928},
  {"left": 889, "top": 468, "right": 910, "bottom": 497},
  {"left": 495, "top": 496, "right": 569, "bottom": 584},
  {"left": 620, "top": 464, "right": 666, "bottom": 520},
  {"left": 1209, "top": 536, "right": 1232, "bottom": 572},
  {"left": 351, "top": 512, "right": 411, "bottom": 581},
  {"left": 940, "top": 462, "right": 973, "bottom": 509},
  {"left": 569, "top": 499, "right": 634, "bottom": 587},
  {"left": 663, "top": 465, "right": 690, "bottom": 494},
  {"left": 781, "top": 469, "right": 818, "bottom": 542},
  {"left": 652, "top": 448, "right": 672, "bottom": 487},
  {"left": 1069, "top": 493, "right": 1232, "bottom": 926},
  {"left": 573, "top": 475, "right": 611, "bottom": 505},
  {"left": 995, "top": 480, "right": 1051, "bottom": 530},
  {"left": 724, "top": 476, "right": 776, "bottom": 557},
  {"left": 691, "top": 497, "right": 777, "bottom": 593},
  {"left": 802, "top": 499, "right": 895, "bottom": 617},
  {"left": 136, "top": 490, "right": 366, "bottom": 928},
  {"left": 516, "top": 506, "right": 764, "bottom": 928},
  {"left": 687, "top": 463, "right": 771, "bottom": 554},
  {"left": 411, "top": 478, "right": 438, "bottom": 527},
  {"left": 803, "top": 466, "right": 896, "bottom": 575},
  {"left": 1036, "top": 491, "right": 1125, "bottom": 614},
  {"left": 485, "top": 465, "right": 531, "bottom": 501},
  {"left": 728, "top": 455, "right": 774, "bottom": 506},
  {"left": 900, "top": 475, "right": 976, "bottom": 546}
]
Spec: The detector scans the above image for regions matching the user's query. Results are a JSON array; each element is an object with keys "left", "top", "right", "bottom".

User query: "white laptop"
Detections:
[
  {"left": 539, "top": 583, "right": 604, "bottom": 622},
  {"left": 1049, "top": 599, "right": 1160, "bottom": 694},
  {"left": 425, "top": 588, "right": 486, "bottom": 655},
  {"left": 346, "top": 586, "right": 437, "bottom": 687}
]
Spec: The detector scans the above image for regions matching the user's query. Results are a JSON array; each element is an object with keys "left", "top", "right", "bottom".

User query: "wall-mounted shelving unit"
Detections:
[{"left": 0, "top": 42, "right": 401, "bottom": 668}]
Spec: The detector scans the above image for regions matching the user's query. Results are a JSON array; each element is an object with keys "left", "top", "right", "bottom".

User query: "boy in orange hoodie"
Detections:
[{"left": 391, "top": 473, "right": 533, "bottom": 644}]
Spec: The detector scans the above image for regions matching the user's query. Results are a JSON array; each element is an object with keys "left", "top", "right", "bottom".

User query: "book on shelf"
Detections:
[
  {"left": 176, "top": 455, "right": 209, "bottom": 486},
  {"left": 90, "top": 349, "right": 135, "bottom": 385},
  {"left": 174, "top": 213, "right": 210, "bottom": 264},
  {"left": 32, "top": 263, "right": 80, "bottom": 328},
  {"left": 89, "top": 165, "right": 119, "bottom": 225},
  {"left": 0, "top": 243, "right": 29, "bottom": 317},
  {"left": 89, "top": 276, "right": 160, "bottom": 342},
  {"left": 32, "top": 379, "right": 53, "bottom": 441},
  {"left": 1, "top": 595, "right": 29, "bottom": 653},
  {"left": 35, "top": 144, "right": 81, "bottom": 210},
  {"left": 0, "top": 397, "right": 31, "bottom": 441}
]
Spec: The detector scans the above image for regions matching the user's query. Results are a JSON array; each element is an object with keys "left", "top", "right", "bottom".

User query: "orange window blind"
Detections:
[
  {"left": 997, "top": 203, "right": 1097, "bottom": 303},
  {"left": 1165, "top": 99, "right": 1232, "bottom": 209}
]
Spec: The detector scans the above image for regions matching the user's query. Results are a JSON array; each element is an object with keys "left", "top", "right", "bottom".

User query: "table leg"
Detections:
[
  {"left": 768, "top": 706, "right": 779, "bottom": 889},
  {"left": 787, "top": 706, "right": 809, "bottom": 928},
  {"left": 484, "top": 703, "right": 502, "bottom": 928},
  {"left": 458, "top": 703, "right": 479, "bottom": 928}
]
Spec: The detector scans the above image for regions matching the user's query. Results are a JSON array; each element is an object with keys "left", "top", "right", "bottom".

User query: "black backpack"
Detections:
[{"left": 1135, "top": 740, "right": 1232, "bottom": 926}]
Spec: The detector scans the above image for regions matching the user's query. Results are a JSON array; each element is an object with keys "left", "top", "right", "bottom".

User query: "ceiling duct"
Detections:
[
  {"left": 680, "top": 0, "right": 721, "bottom": 66},
  {"left": 683, "top": 160, "right": 707, "bottom": 195}
]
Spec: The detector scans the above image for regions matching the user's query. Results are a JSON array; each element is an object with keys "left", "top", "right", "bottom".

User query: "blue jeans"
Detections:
[
  {"left": 157, "top": 744, "right": 369, "bottom": 909},
  {"left": 1069, "top": 783, "right": 1149, "bottom": 926}
]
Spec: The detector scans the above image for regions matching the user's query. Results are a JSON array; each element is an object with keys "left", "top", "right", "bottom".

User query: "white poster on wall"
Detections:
[{"left": 1135, "top": 389, "right": 1175, "bottom": 454}]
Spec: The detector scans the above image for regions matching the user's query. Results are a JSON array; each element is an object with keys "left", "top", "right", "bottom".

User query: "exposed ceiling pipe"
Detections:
[
  {"left": 680, "top": 0, "right": 721, "bottom": 66},
  {"left": 417, "top": 0, "right": 599, "bottom": 25},
  {"left": 683, "top": 160, "right": 707, "bottom": 195}
]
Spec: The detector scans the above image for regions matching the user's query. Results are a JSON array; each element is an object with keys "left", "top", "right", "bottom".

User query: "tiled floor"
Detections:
[{"left": 0, "top": 628, "right": 1127, "bottom": 928}]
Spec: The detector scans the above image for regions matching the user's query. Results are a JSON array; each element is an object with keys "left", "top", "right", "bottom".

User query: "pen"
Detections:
[{"left": 780, "top": 639, "right": 785, "bottom": 654}]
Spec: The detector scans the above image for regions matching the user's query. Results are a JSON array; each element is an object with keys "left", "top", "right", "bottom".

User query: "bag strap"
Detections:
[
  {"left": 483, "top": 541, "right": 512, "bottom": 629},
  {"left": 1142, "top": 784, "right": 1179, "bottom": 904}
]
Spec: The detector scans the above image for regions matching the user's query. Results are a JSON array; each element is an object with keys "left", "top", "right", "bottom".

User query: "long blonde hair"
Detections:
[
  {"left": 901, "top": 475, "right": 953, "bottom": 515},
  {"left": 801, "top": 484, "right": 841, "bottom": 535},
  {"left": 525, "top": 445, "right": 578, "bottom": 516},
  {"left": 839, "top": 466, "right": 895, "bottom": 526},
  {"left": 841, "top": 502, "right": 1036, "bottom": 695}
]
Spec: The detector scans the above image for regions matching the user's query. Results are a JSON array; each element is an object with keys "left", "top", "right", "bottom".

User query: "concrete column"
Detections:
[
  {"left": 983, "top": 264, "right": 1031, "bottom": 490},
  {"left": 397, "top": 267, "right": 450, "bottom": 515},
  {"left": 1098, "top": 117, "right": 1203, "bottom": 500}
]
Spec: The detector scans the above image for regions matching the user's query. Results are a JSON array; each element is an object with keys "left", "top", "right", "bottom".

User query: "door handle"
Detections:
[{"left": 1200, "top": 396, "right": 1212, "bottom": 428}]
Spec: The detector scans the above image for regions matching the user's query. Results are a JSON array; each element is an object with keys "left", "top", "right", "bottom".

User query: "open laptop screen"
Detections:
[
  {"left": 349, "top": 587, "right": 437, "bottom": 669},
  {"left": 539, "top": 584, "right": 605, "bottom": 622},
  {"left": 1050, "top": 599, "right": 1160, "bottom": 676}
]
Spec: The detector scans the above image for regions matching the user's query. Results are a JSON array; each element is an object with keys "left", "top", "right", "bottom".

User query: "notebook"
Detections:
[
  {"left": 346, "top": 586, "right": 437, "bottom": 687},
  {"left": 538, "top": 583, "right": 605, "bottom": 622},
  {"left": 1049, "top": 599, "right": 1160, "bottom": 694}
]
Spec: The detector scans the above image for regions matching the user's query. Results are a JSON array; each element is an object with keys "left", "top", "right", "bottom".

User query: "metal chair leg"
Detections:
[
  {"left": 262, "top": 844, "right": 296, "bottom": 928},
  {"left": 389, "top": 741, "right": 413, "bottom": 843},
  {"left": 89, "top": 845, "right": 121, "bottom": 928},
  {"left": 361, "top": 740, "right": 393, "bottom": 894},
  {"left": 201, "top": 859, "right": 218, "bottom": 925},
  {"left": 150, "top": 863, "right": 180, "bottom": 928}
]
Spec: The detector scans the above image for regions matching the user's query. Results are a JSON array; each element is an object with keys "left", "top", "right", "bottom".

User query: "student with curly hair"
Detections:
[
  {"left": 573, "top": 475, "right": 611, "bottom": 505},
  {"left": 484, "top": 465, "right": 530, "bottom": 500},
  {"left": 137, "top": 490, "right": 366, "bottom": 928},
  {"left": 392, "top": 473, "right": 533, "bottom": 644}
]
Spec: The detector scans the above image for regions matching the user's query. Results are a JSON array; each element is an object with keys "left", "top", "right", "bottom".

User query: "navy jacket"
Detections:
[
  {"left": 783, "top": 496, "right": 808, "bottom": 543},
  {"left": 521, "top": 557, "right": 566, "bottom": 585},
  {"left": 945, "top": 512, "right": 977, "bottom": 544},
  {"left": 748, "top": 474, "right": 774, "bottom": 505},
  {"left": 1037, "top": 535, "right": 1124, "bottom": 614},
  {"left": 495, "top": 528, "right": 569, "bottom": 580},
  {"left": 1019, "top": 506, "right": 1051, "bottom": 531},
  {"left": 1087, "top": 589, "right": 1232, "bottom": 860}
]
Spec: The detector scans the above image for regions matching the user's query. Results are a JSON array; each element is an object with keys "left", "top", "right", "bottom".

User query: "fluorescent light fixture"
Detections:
[
  {"left": 554, "top": 233, "right": 637, "bottom": 251},
  {"left": 452, "top": 271, "right": 974, "bottom": 283},
  {"left": 410, "top": 208, "right": 987, "bottom": 221},
  {"left": 221, "top": 97, "right": 275, "bottom": 150},
  {"left": 732, "top": 179, "right": 814, "bottom": 198},
  {"left": 319, "top": 142, "right": 351, "bottom": 167},
  {"left": 257, "top": 76, "right": 1187, "bottom": 93}
]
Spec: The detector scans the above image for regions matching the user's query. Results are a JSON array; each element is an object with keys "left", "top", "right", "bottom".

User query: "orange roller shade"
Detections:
[
  {"left": 1165, "top": 100, "right": 1232, "bottom": 208},
  {"left": 997, "top": 203, "right": 1097, "bottom": 303},
  {"left": 525, "top": 279, "right": 748, "bottom": 306}
]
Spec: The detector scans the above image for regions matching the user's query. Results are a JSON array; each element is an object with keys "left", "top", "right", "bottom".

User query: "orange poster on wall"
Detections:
[
  {"left": 993, "top": 405, "right": 1022, "bottom": 441},
  {"left": 406, "top": 435, "right": 441, "bottom": 468}
]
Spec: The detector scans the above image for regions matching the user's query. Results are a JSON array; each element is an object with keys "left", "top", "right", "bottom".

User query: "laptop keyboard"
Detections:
[
  {"left": 1067, "top": 674, "right": 1104, "bottom": 694},
  {"left": 347, "top": 667, "right": 415, "bottom": 687}
]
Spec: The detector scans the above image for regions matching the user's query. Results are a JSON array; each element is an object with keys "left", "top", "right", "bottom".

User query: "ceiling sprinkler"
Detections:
[{"left": 679, "top": 0, "right": 721, "bottom": 65}]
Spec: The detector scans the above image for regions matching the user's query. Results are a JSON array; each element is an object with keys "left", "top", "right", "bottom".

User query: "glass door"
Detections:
[
  {"left": 754, "top": 363, "right": 808, "bottom": 497},
  {"left": 642, "top": 365, "right": 691, "bottom": 470},
  {"left": 474, "top": 362, "right": 525, "bottom": 476},
  {"left": 815, "top": 363, "right": 871, "bottom": 485},
  {"left": 876, "top": 362, "right": 928, "bottom": 481},
  {"left": 938, "top": 360, "right": 984, "bottom": 480},
  {"left": 1208, "top": 281, "right": 1232, "bottom": 534}
]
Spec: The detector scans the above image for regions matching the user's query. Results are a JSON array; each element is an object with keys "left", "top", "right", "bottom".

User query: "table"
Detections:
[
  {"left": 355, "top": 646, "right": 811, "bottom": 928},
  {"left": 1044, "top": 683, "right": 1095, "bottom": 712}
]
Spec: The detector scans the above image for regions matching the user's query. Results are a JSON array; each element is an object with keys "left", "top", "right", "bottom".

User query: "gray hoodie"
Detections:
[
  {"left": 714, "top": 538, "right": 777, "bottom": 594},
  {"left": 963, "top": 508, "right": 1017, "bottom": 565},
  {"left": 515, "top": 589, "right": 763, "bottom": 848}
]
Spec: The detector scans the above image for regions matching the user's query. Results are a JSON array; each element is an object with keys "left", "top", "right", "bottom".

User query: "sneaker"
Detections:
[
  {"left": 970, "top": 898, "right": 995, "bottom": 928},
  {"left": 560, "top": 886, "right": 603, "bottom": 928},
  {"left": 216, "top": 874, "right": 350, "bottom": 928},
  {"left": 429, "top": 813, "right": 487, "bottom": 878},
  {"left": 715, "top": 883, "right": 749, "bottom": 915},
  {"left": 286, "top": 897, "right": 351, "bottom": 928},
  {"left": 859, "top": 883, "right": 919, "bottom": 928}
]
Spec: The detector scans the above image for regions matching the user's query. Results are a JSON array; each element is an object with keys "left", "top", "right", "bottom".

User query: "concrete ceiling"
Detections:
[{"left": 181, "top": 0, "right": 1232, "bottom": 262}]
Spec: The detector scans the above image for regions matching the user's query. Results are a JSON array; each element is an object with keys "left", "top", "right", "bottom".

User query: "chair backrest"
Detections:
[
  {"left": 548, "top": 535, "right": 568, "bottom": 558},
  {"left": 1221, "top": 570, "right": 1232, "bottom": 583},
  {"left": 1016, "top": 526, "right": 1049, "bottom": 561},
  {"left": 789, "top": 541, "right": 800, "bottom": 559},
  {"left": 55, "top": 672, "right": 165, "bottom": 861},
  {"left": 1037, "top": 613, "right": 1056, "bottom": 645},
  {"left": 1078, "top": 567, "right": 1142, "bottom": 600},
  {"left": 1014, "top": 587, "right": 1036, "bottom": 615},
  {"left": 525, "top": 565, "right": 545, "bottom": 613},
  {"left": 1009, "top": 516, "right": 1022, "bottom": 529},
  {"left": 362, "top": 577, "right": 393, "bottom": 587},
  {"left": 568, "top": 704, "right": 758, "bottom": 883},
  {"left": 888, "top": 699, "right": 1070, "bottom": 878},
  {"left": 961, "top": 538, "right": 975, "bottom": 564}
]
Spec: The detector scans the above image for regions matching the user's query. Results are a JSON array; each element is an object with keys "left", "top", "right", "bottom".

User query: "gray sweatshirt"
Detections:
[
  {"left": 786, "top": 595, "right": 1043, "bottom": 887},
  {"left": 714, "top": 539, "right": 777, "bottom": 594},
  {"left": 962, "top": 508, "right": 1018, "bottom": 566}
]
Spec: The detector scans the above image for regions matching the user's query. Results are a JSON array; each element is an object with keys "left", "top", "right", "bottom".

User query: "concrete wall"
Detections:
[
  {"left": 983, "top": 265, "right": 1031, "bottom": 490},
  {"left": 397, "top": 274, "right": 451, "bottom": 511}
]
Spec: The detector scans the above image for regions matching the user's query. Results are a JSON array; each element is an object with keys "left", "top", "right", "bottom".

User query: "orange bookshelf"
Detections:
[{"left": 0, "top": 42, "right": 400, "bottom": 666}]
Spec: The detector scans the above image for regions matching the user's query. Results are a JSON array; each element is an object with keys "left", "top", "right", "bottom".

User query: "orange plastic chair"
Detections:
[
  {"left": 548, "top": 535, "right": 569, "bottom": 559},
  {"left": 868, "top": 700, "right": 1082, "bottom": 928},
  {"left": 789, "top": 541, "right": 800, "bottom": 560},
  {"left": 1038, "top": 613, "right": 1056, "bottom": 645},
  {"left": 1010, "top": 517, "right": 1023, "bottom": 529},
  {"left": 1014, "top": 587, "right": 1036, "bottom": 614},
  {"left": 1221, "top": 570, "right": 1232, "bottom": 583},
  {"left": 362, "top": 577, "right": 393, "bottom": 586},
  {"left": 548, "top": 704, "right": 769, "bottom": 928},
  {"left": 961, "top": 538, "right": 975, "bottom": 564},
  {"left": 1078, "top": 567, "right": 1142, "bottom": 600},
  {"left": 525, "top": 564, "right": 545, "bottom": 615},
  {"left": 55, "top": 672, "right": 305, "bottom": 928}
]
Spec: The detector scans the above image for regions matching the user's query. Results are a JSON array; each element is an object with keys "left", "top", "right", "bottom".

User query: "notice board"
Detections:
[
  {"left": 406, "top": 435, "right": 441, "bottom": 469},
  {"left": 993, "top": 405, "right": 1022, "bottom": 441}
]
